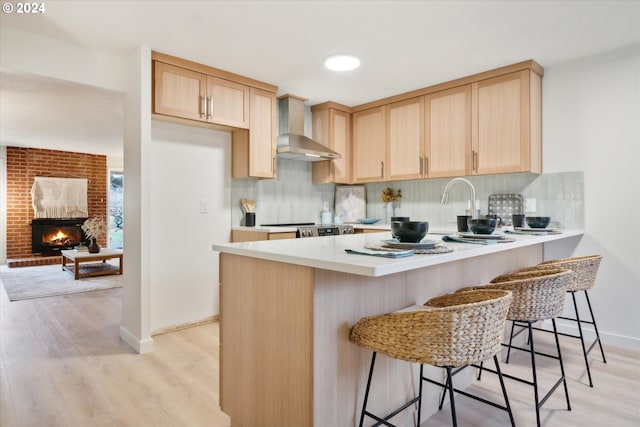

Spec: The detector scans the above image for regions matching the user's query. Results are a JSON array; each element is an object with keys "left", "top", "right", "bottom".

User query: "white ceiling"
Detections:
[{"left": 1, "top": 0, "right": 639, "bottom": 158}]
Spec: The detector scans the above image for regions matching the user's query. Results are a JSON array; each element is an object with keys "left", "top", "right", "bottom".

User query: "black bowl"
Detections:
[
  {"left": 391, "top": 216, "right": 410, "bottom": 222},
  {"left": 467, "top": 218, "right": 497, "bottom": 234},
  {"left": 526, "top": 216, "right": 550, "bottom": 228},
  {"left": 391, "top": 221, "right": 428, "bottom": 243}
]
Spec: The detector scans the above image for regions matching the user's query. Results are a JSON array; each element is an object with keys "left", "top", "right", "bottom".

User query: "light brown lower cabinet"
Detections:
[{"left": 231, "top": 230, "right": 296, "bottom": 242}]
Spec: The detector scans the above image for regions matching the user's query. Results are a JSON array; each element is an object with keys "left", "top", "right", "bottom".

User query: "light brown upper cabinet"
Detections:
[
  {"left": 471, "top": 69, "right": 542, "bottom": 175},
  {"left": 153, "top": 61, "right": 249, "bottom": 129},
  {"left": 151, "top": 52, "right": 278, "bottom": 179},
  {"left": 424, "top": 85, "right": 472, "bottom": 178},
  {"left": 153, "top": 62, "right": 205, "bottom": 122},
  {"left": 352, "top": 106, "right": 387, "bottom": 183},
  {"left": 249, "top": 88, "right": 277, "bottom": 178},
  {"left": 233, "top": 88, "right": 277, "bottom": 179},
  {"left": 387, "top": 97, "right": 425, "bottom": 181},
  {"left": 206, "top": 76, "right": 249, "bottom": 129},
  {"left": 349, "top": 60, "right": 543, "bottom": 182},
  {"left": 311, "top": 102, "right": 352, "bottom": 184}
]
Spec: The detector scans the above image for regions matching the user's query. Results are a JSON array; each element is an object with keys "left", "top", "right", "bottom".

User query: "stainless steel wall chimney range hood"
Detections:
[{"left": 276, "top": 95, "right": 342, "bottom": 162}]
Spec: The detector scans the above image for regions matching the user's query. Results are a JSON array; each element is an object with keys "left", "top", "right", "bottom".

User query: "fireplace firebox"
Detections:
[{"left": 31, "top": 218, "right": 88, "bottom": 255}]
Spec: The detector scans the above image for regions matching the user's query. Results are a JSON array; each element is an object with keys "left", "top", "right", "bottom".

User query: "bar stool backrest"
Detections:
[
  {"left": 484, "top": 269, "right": 572, "bottom": 322},
  {"left": 535, "top": 255, "right": 602, "bottom": 292},
  {"left": 350, "top": 290, "right": 512, "bottom": 367}
]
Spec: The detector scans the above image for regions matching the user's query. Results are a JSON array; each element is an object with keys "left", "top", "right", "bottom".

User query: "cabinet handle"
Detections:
[
  {"left": 425, "top": 156, "right": 429, "bottom": 176},
  {"left": 380, "top": 161, "right": 384, "bottom": 178},
  {"left": 208, "top": 96, "right": 214, "bottom": 119},
  {"left": 200, "top": 96, "right": 206, "bottom": 118},
  {"left": 419, "top": 156, "right": 423, "bottom": 176},
  {"left": 472, "top": 150, "right": 478, "bottom": 171}
]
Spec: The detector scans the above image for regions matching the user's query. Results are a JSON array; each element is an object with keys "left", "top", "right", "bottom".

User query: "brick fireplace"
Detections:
[{"left": 6, "top": 147, "right": 107, "bottom": 267}]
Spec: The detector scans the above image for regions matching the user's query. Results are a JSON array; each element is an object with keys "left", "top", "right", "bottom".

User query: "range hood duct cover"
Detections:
[{"left": 276, "top": 95, "right": 341, "bottom": 162}]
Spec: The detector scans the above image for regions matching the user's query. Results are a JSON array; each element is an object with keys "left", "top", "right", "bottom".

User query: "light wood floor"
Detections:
[{"left": 1, "top": 285, "right": 638, "bottom": 427}]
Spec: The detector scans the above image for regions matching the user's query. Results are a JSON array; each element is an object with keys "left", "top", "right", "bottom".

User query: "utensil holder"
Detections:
[{"left": 245, "top": 212, "right": 256, "bottom": 227}]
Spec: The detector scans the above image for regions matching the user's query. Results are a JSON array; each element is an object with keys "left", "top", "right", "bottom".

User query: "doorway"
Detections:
[{"left": 109, "top": 169, "right": 123, "bottom": 249}]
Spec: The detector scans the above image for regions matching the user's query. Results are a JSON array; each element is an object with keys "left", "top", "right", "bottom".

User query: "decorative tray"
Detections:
[{"left": 488, "top": 194, "right": 524, "bottom": 226}]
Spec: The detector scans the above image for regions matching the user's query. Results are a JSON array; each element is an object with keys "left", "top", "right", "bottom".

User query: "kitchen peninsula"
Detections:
[{"left": 212, "top": 230, "right": 583, "bottom": 427}]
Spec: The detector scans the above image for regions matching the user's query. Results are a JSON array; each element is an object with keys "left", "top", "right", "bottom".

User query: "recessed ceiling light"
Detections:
[{"left": 324, "top": 54, "right": 360, "bottom": 72}]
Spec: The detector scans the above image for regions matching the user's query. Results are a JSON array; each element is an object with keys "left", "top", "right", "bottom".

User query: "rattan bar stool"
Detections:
[
  {"left": 350, "top": 289, "right": 515, "bottom": 427},
  {"left": 464, "top": 268, "right": 572, "bottom": 427},
  {"left": 512, "top": 255, "right": 605, "bottom": 387}
]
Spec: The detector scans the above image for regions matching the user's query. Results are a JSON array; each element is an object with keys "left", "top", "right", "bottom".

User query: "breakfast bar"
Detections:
[{"left": 212, "top": 230, "right": 583, "bottom": 427}]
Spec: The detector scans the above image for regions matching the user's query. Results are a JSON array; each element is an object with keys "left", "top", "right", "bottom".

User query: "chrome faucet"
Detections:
[{"left": 440, "top": 178, "right": 478, "bottom": 219}]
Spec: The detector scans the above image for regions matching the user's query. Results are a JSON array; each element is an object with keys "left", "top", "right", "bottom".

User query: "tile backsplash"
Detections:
[{"left": 231, "top": 160, "right": 584, "bottom": 230}]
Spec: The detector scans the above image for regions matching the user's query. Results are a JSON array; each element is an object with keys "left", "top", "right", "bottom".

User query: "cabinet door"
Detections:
[
  {"left": 312, "top": 107, "right": 352, "bottom": 184},
  {"left": 387, "top": 97, "right": 424, "bottom": 181},
  {"left": 248, "top": 87, "right": 276, "bottom": 178},
  {"left": 425, "top": 85, "right": 472, "bottom": 178},
  {"left": 472, "top": 70, "right": 531, "bottom": 174},
  {"left": 330, "top": 109, "right": 352, "bottom": 183},
  {"left": 206, "top": 76, "right": 250, "bottom": 129},
  {"left": 353, "top": 106, "right": 386, "bottom": 183},
  {"left": 153, "top": 61, "right": 206, "bottom": 121}
]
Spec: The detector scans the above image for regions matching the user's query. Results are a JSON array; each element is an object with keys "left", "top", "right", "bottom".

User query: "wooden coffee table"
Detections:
[{"left": 61, "top": 249, "right": 123, "bottom": 280}]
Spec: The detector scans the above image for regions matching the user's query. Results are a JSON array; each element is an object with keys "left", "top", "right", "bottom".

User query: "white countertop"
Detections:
[{"left": 213, "top": 229, "right": 584, "bottom": 277}]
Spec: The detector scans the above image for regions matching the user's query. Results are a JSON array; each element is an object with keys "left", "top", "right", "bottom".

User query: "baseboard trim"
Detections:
[
  {"left": 151, "top": 315, "right": 219, "bottom": 337},
  {"left": 120, "top": 325, "right": 154, "bottom": 354},
  {"left": 540, "top": 319, "right": 640, "bottom": 352}
]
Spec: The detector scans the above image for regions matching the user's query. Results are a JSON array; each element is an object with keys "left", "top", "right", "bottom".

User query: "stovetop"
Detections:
[
  {"left": 259, "top": 222, "right": 354, "bottom": 237},
  {"left": 260, "top": 222, "right": 315, "bottom": 227}
]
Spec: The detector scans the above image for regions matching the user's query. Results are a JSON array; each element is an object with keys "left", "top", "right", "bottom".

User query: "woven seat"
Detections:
[
  {"left": 461, "top": 268, "right": 572, "bottom": 427},
  {"left": 350, "top": 289, "right": 515, "bottom": 427},
  {"left": 514, "top": 255, "right": 605, "bottom": 387}
]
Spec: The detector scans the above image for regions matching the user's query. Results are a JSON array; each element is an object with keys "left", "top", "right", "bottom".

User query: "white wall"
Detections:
[
  {"left": 149, "top": 120, "right": 231, "bottom": 332},
  {"left": 543, "top": 46, "right": 640, "bottom": 350},
  {"left": 120, "top": 47, "right": 153, "bottom": 353},
  {"left": 0, "top": 26, "right": 126, "bottom": 92}
]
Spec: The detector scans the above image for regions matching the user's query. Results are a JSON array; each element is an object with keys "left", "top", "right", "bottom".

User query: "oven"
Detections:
[{"left": 261, "top": 222, "right": 354, "bottom": 238}]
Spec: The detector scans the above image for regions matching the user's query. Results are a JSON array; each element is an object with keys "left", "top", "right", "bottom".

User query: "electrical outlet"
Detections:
[
  {"left": 525, "top": 198, "right": 536, "bottom": 213},
  {"left": 200, "top": 199, "right": 208, "bottom": 214}
]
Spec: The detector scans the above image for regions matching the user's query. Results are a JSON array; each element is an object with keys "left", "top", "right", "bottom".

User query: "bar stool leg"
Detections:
[
  {"left": 552, "top": 319, "right": 571, "bottom": 411},
  {"left": 445, "top": 366, "right": 458, "bottom": 427},
  {"left": 359, "top": 352, "right": 377, "bottom": 427},
  {"left": 438, "top": 368, "right": 451, "bottom": 410},
  {"left": 571, "top": 291, "right": 594, "bottom": 387},
  {"left": 417, "top": 364, "right": 424, "bottom": 427},
  {"left": 493, "top": 355, "right": 516, "bottom": 427},
  {"left": 527, "top": 322, "right": 542, "bottom": 427},
  {"left": 506, "top": 320, "right": 517, "bottom": 363},
  {"left": 585, "top": 290, "right": 607, "bottom": 363}
]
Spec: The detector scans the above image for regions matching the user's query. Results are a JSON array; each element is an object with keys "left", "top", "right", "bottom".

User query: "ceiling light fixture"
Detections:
[{"left": 324, "top": 54, "right": 360, "bottom": 72}]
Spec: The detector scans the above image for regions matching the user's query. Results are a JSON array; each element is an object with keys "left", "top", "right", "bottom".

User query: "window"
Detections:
[{"left": 109, "top": 170, "right": 123, "bottom": 249}]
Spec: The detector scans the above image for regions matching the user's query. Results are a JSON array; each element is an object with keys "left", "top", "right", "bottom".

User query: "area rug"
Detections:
[{"left": 0, "top": 264, "right": 122, "bottom": 301}]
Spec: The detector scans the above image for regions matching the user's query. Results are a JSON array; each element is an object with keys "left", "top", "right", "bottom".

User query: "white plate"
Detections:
[
  {"left": 382, "top": 239, "right": 439, "bottom": 249},
  {"left": 358, "top": 218, "right": 381, "bottom": 224},
  {"left": 514, "top": 227, "right": 556, "bottom": 232},
  {"left": 458, "top": 232, "right": 505, "bottom": 240}
]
